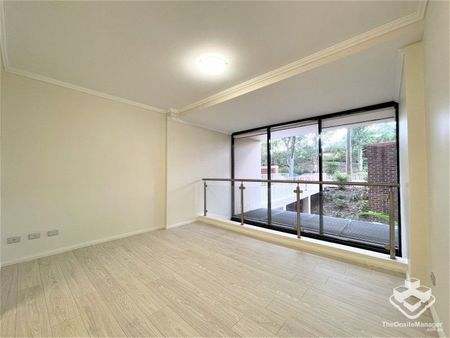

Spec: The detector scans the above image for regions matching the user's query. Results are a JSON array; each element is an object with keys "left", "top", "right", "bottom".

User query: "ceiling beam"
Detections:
[{"left": 177, "top": 1, "right": 427, "bottom": 116}]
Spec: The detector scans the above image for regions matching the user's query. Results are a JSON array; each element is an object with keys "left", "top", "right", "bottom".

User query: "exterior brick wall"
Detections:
[
  {"left": 261, "top": 165, "right": 279, "bottom": 175},
  {"left": 364, "top": 142, "right": 398, "bottom": 220}
]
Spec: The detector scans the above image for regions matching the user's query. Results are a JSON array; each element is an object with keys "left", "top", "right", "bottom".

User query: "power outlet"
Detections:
[
  {"left": 47, "top": 229, "right": 59, "bottom": 237},
  {"left": 7, "top": 236, "right": 21, "bottom": 244},
  {"left": 430, "top": 271, "right": 436, "bottom": 286},
  {"left": 28, "top": 232, "right": 41, "bottom": 240}
]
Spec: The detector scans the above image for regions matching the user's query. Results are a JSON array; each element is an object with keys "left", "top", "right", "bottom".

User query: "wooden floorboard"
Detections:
[
  {"left": 0, "top": 265, "right": 18, "bottom": 337},
  {"left": 0, "top": 221, "right": 439, "bottom": 337}
]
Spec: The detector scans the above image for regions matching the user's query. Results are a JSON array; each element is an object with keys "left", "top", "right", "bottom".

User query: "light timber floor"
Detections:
[{"left": 1, "top": 222, "right": 438, "bottom": 337}]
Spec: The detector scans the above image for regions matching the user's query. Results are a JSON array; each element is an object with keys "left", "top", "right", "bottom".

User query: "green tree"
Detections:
[{"left": 283, "top": 136, "right": 297, "bottom": 177}]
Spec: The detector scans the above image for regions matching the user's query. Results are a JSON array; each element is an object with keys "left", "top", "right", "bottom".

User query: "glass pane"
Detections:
[
  {"left": 269, "top": 122, "right": 319, "bottom": 229},
  {"left": 234, "top": 130, "right": 267, "bottom": 180},
  {"left": 321, "top": 108, "right": 399, "bottom": 249},
  {"left": 233, "top": 130, "right": 268, "bottom": 223},
  {"left": 233, "top": 181, "right": 268, "bottom": 224},
  {"left": 204, "top": 181, "right": 232, "bottom": 219},
  {"left": 270, "top": 182, "right": 320, "bottom": 234},
  {"left": 270, "top": 182, "right": 297, "bottom": 230},
  {"left": 321, "top": 185, "right": 398, "bottom": 248},
  {"left": 270, "top": 122, "right": 319, "bottom": 180},
  {"left": 321, "top": 111, "right": 396, "bottom": 184}
]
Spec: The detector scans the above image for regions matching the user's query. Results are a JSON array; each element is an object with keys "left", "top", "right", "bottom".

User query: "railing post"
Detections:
[
  {"left": 388, "top": 187, "right": 396, "bottom": 259},
  {"left": 203, "top": 181, "right": 208, "bottom": 216},
  {"left": 294, "top": 184, "right": 302, "bottom": 238},
  {"left": 239, "top": 181, "right": 245, "bottom": 225}
]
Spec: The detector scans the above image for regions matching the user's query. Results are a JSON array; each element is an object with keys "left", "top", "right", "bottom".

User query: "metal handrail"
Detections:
[
  {"left": 202, "top": 177, "right": 398, "bottom": 260},
  {"left": 202, "top": 177, "right": 399, "bottom": 188}
]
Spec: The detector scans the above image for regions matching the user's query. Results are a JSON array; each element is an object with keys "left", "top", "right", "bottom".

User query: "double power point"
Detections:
[{"left": 6, "top": 229, "right": 59, "bottom": 244}]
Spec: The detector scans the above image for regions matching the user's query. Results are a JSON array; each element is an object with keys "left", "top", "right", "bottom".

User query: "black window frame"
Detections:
[{"left": 231, "top": 101, "right": 402, "bottom": 257}]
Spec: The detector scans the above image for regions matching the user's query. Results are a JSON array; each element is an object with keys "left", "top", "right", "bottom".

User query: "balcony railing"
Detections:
[{"left": 202, "top": 178, "right": 399, "bottom": 259}]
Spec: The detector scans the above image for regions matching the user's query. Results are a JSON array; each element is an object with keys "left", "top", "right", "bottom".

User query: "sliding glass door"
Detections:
[{"left": 231, "top": 102, "right": 401, "bottom": 255}]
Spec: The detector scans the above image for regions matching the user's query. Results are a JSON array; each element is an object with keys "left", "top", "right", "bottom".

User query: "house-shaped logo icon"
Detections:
[{"left": 389, "top": 278, "right": 435, "bottom": 319}]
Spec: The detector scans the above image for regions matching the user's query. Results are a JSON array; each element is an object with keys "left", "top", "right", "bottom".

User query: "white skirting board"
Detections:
[
  {"left": 430, "top": 305, "right": 447, "bottom": 338},
  {"left": 0, "top": 226, "right": 164, "bottom": 268},
  {"left": 166, "top": 219, "right": 197, "bottom": 229},
  {"left": 197, "top": 215, "right": 408, "bottom": 274}
]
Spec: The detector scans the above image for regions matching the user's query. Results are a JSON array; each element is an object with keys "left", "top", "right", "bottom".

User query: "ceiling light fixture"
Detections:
[{"left": 197, "top": 54, "right": 228, "bottom": 75}]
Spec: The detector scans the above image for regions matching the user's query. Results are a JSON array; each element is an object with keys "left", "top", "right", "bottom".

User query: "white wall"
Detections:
[
  {"left": 398, "top": 67, "right": 409, "bottom": 259},
  {"left": 1, "top": 73, "right": 166, "bottom": 265},
  {"left": 166, "top": 118, "right": 230, "bottom": 226},
  {"left": 0, "top": 53, "right": 2, "bottom": 252},
  {"left": 423, "top": 1, "right": 449, "bottom": 334},
  {"left": 402, "top": 42, "right": 431, "bottom": 284},
  {"left": 1, "top": 73, "right": 231, "bottom": 264}
]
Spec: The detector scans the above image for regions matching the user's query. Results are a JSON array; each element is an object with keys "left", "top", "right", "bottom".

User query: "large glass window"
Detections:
[{"left": 231, "top": 103, "right": 400, "bottom": 255}]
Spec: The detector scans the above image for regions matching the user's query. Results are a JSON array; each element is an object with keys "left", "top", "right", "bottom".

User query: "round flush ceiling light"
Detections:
[{"left": 197, "top": 54, "right": 228, "bottom": 75}]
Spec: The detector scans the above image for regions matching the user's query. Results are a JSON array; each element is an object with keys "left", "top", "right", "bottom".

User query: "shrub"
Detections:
[
  {"left": 294, "top": 166, "right": 309, "bottom": 175},
  {"left": 324, "top": 161, "right": 339, "bottom": 175},
  {"left": 335, "top": 198, "right": 346, "bottom": 210},
  {"left": 350, "top": 192, "right": 359, "bottom": 202},
  {"left": 357, "top": 199, "right": 369, "bottom": 212},
  {"left": 334, "top": 172, "right": 348, "bottom": 190},
  {"left": 361, "top": 171, "right": 368, "bottom": 181},
  {"left": 358, "top": 211, "right": 390, "bottom": 223},
  {"left": 334, "top": 171, "right": 348, "bottom": 182},
  {"left": 336, "top": 193, "right": 346, "bottom": 200},
  {"left": 360, "top": 190, "right": 369, "bottom": 199}
]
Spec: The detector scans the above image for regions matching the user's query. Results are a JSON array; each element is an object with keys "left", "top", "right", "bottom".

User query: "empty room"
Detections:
[{"left": 0, "top": 1, "right": 449, "bottom": 337}]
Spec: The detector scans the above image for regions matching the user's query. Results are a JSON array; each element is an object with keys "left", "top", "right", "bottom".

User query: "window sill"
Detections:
[{"left": 197, "top": 215, "right": 408, "bottom": 275}]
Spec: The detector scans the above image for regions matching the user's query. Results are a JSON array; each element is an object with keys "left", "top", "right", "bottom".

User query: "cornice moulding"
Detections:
[
  {"left": 395, "top": 50, "right": 406, "bottom": 102},
  {"left": 0, "top": 0, "right": 8, "bottom": 68},
  {"left": 168, "top": 115, "right": 230, "bottom": 135},
  {"left": 6, "top": 67, "right": 166, "bottom": 114}
]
